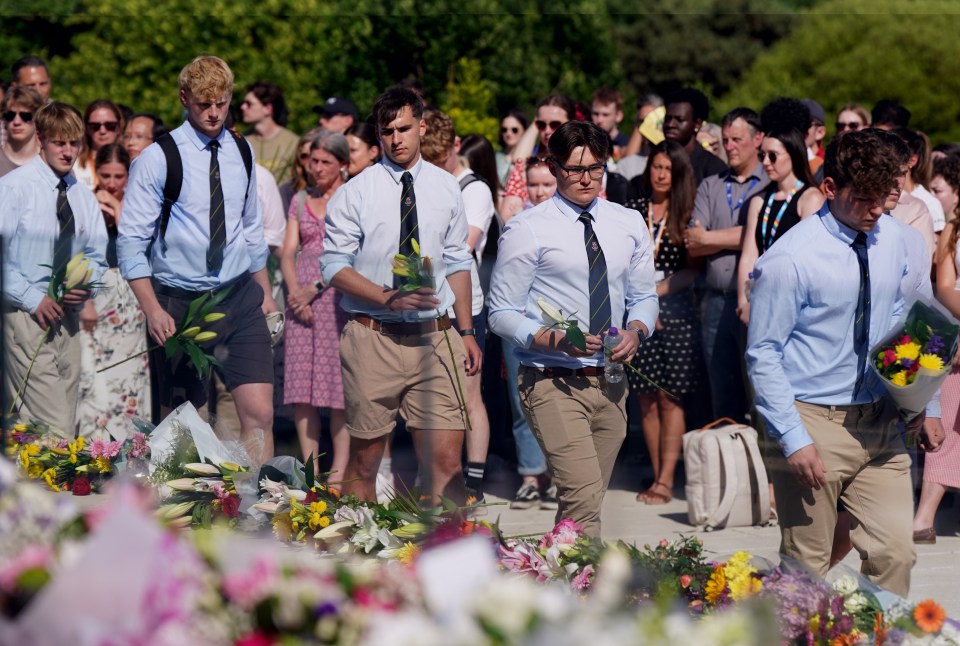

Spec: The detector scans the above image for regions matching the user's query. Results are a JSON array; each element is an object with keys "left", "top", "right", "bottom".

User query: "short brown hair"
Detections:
[
  {"left": 823, "top": 128, "right": 900, "bottom": 200},
  {"left": 2, "top": 86, "right": 43, "bottom": 113},
  {"left": 178, "top": 56, "right": 233, "bottom": 101},
  {"left": 591, "top": 86, "right": 623, "bottom": 109},
  {"left": 34, "top": 101, "right": 83, "bottom": 142},
  {"left": 420, "top": 109, "right": 456, "bottom": 166}
]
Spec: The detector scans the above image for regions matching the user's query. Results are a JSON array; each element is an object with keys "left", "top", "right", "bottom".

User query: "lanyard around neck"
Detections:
[
  {"left": 760, "top": 180, "right": 803, "bottom": 247},
  {"left": 647, "top": 200, "right": 669, "bottom": 258},
  {"left": 726, "top": 176, "right": 760, "bottom": 220}
]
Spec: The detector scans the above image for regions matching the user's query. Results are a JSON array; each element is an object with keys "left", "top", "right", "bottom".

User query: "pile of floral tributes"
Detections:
[{"left": 2, "top": 408, "right": 959, "bottom": 645}]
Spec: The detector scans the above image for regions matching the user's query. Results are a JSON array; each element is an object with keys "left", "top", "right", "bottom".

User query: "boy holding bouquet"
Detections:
[{"left": 746, "top": 129, "right": 944, "bottom": 597}]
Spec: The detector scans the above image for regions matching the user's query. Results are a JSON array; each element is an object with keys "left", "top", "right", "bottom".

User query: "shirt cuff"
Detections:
[
  {"left": 514, "top": 318, "right": 542, "bottom": 349},
  {"left": 119, "top": 257, "right": 153, "bottom": 282},
  {"left": 22, "top": 289, "right": 43, "bottom": 314},
  {"left": 926, "top": 391, "right": 942, "bottom": 419},
  {"left": 445, "top": 260, "right": 473, "bottom": 276},
  {"left": 778, "top": 422, "right": 815, "bottom": 458},
  {"left": 321, "top": 260, "right": 351, "bottom": 286}
]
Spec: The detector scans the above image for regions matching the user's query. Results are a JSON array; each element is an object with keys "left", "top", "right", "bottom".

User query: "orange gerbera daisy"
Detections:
[
  {"left": 914, "top": 599, "right": 946, "bottom": 633},
  {"left": 874, "top": 611, "right": 887, "bottom": 645}
]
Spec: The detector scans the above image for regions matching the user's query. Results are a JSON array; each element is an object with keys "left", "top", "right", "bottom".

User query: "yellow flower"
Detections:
[
  {"left": 13, "top": 423, "right": 27, "bottom": 432},
  {"left": 42, "top": 468, "right": 58, "bottom": 491},
  {"left": 19, "top": 444, "right": 39, "bottom": 470},
  {"left": 705, "top": 565, "right": 727, "bottom": 605},
  {"left": 317, "top": 515, "right": 330, "bottom": 528},
  {"left": 309, "top": 500, "right": 327, "bottom": 515},
  {"left": 895, "top": 342, "right": 922, "bottom": 361},
  {"left": 27, "top": 463, "right": 43, "bottom": 479},
  {"left": 308, "top": 512, "right": 324, "bottom": 530},
  {"left": 396, "top": 541, "right": 420, "bottom": 565},
  {"left": 67, "top": 437, "right": 84, "bottom": 464},
  {"left": 93, "top": 456, "right": 111, "bottom": 473},
  {"left": 272, "top": 514, "right": 293, "bottom": 541},
  {"left": 891, "top": 371, "right": 908, "bottom": 387},
  {"left": 918, "top": 353, "right": 945, "bottom": 371},
  {"left": 723, "top": 551, "right": 762, "bottom": 601}
]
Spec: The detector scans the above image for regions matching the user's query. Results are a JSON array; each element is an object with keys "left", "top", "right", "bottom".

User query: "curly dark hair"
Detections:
[
  {"left": 823, "top": 129, "right": 900, "bottom": 200},
  {"left": 760, "top": 98, "right": 811, "bottom": 136}
]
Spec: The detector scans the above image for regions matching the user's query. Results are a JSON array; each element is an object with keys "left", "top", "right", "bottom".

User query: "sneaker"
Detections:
[
  {"left": 465, "top": 486, "right": 486, "bottom": 507},
  {"left": 540, "top": 484, "right": 558, "bottom": 510},
  {"left": 509, "top": 482, "right": 540, "bottom": 509}
]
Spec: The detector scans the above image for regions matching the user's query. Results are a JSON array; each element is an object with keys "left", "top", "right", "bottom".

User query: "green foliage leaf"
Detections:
[{"left": 565, "top": 326, "right": 587, "bottom": 351}]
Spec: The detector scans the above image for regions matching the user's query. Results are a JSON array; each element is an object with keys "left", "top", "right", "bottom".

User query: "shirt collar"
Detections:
[
  {"left": 723, "top": 162, "right": 767, "bottom": 184},
  {"left": 381, "top": 155, "right": 423, "bottom": 185},
  {"left": 817, "top": 201, "right": 879, "bottom": 246},
  {"left": 552, "top": 192, "right": 599, "bottom": 220},
  {"left": 32, "top": 155, "right": 74, "bottom": 190},
  {"left": 183, "top": 121, "right": 227, "bottom": 151}
]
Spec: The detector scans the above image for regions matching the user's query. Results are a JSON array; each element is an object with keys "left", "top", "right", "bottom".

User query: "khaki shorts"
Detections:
[{"left": 339, "top": 319, "right": 468, "bottom": 438}]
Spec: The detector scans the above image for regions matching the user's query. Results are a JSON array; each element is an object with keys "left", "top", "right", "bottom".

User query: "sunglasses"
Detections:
[
  {"left": 87, "top": 121, "right": 119, "bottom": 133},
  {"left": 758, "top": 150, "right": 780, "bottom": 164},
  {"left": 501, "top": 126, "right": 520, "bottom": 134},
  {"left": 298, "top": 151, "right": 310, "bottom": 160},
  {"left": 535, "top": 120, "right": 564, "bottom": 131},
  {"left": 2, "top": 110, "right": 32, "bottom": 123},
  {"left": 836, "top": 121, "right": 861, "bottom": 132}
]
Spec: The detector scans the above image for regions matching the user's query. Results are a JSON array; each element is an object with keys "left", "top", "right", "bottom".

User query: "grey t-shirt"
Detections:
[{"left": 690, "top": 163, "right": 768, "bottom": 291}]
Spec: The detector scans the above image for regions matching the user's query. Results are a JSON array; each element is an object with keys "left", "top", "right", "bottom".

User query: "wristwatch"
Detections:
[
  {"left": 626, "top": 324, "right": 646, "bottom": 341},
  {"left": 458, "top": 328, "right": 476, "bottom": 337},
  {"left": 313, "top": 279, "right": 324, "bottom": 292}
]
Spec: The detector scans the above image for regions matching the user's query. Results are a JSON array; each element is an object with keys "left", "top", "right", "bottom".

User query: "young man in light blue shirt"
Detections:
[
  {"left": 0, "top": 101, "right": 107, "bottom": 434},
  {"left": 746, "top": 129, "right": 944, "bottom": 596}
]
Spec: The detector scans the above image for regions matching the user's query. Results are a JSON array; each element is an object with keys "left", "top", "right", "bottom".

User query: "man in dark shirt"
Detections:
[{"left": 663, "top": 88, "right": 727, "bottom": 185}]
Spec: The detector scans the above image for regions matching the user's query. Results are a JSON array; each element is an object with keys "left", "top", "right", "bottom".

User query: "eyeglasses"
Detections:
[
  {"left": 535, "top": 120, "right": 564, "bottom": 131},
  {"left": 298, "top": 152, "right": 310, "bottom": 160},
  {"left": 87, "top": 121, "right": 119, "bottom": 133},
  {"left": 2, "top": 111, "right": 32, "bottom": 123},
  {"left": 501, "top": 126, "right": 520, "bottom": 134},
  {"left": 836, "top": 121, "right": 861, "bottom": 132},
  {"left": 551, "top": 159, "right": 605, "bottom": 181},
  {"left": 758, "top": 150, "right": 780, "bottom": 164}
]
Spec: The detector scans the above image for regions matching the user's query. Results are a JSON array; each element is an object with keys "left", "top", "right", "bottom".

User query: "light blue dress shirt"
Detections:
[
  {"left": 487, "top": 193, "right": 659, "bottom": 368},
  {"left": 746, "top": 204, "right": 939, "bottom": 457},
  {"left": 0, "top": 156, "right": 108, "bottom": 313},
  {"left": 321, "top": 156, "right": 473, "bottom": 321},
  {"left": 118, "top": 122, "right": 268, "bottom": 290}
]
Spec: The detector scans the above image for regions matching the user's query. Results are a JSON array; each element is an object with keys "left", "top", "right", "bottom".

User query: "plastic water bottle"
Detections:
[
  {"left": 745, "top": 271, "right": 755, "bottom": 302},
  {"left": 603, "top": 327, "right": 624, "bottom": 383}
]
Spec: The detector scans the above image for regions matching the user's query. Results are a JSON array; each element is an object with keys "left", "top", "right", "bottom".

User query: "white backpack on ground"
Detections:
[{"left": 682, "top": 418, "right": 774, "bottom": 531}]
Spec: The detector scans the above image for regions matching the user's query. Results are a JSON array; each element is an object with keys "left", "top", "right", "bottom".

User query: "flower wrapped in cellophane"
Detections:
[{"left": 870, "top": 300, "right": 959, "bottom": 420}]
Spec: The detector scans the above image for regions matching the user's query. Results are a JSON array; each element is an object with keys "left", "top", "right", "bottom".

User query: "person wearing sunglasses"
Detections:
[
  {"left": 75, "top": 99, "right": 124, "bottom": 191},
  {"left": 737, "top": 128, "right": 824, "bottom": 326},
  {"left": 241, "top": 81, "right": 299, "bottom": 185},
  {"left": 488, "top": 121, "right": 658, "bottom": 537},
  {"left": 834, "top": 103, "right": 871, "bottom": 139},
  {"left": 278, "top": 127, "right": 323, "bottom": 216},
  {"left": 496, "top": 109, "right": 527, "bottom": 186},
  {"left": 500, "top": 95, "right": 576, "bottom": 223},
  {"left": 0, "top": 86, "right": 42, "bottom": 178}
]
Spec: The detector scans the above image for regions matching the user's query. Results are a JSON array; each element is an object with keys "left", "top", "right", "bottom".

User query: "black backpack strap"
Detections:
[
  {"left": 156, "top": 133, "right": 182, "bottom": 243},
  {"left": 229, "top": 130, "right": 254, "bottom": 186},
  {"left": 458, "top": 174, "right": 484, "bottom": 191}
]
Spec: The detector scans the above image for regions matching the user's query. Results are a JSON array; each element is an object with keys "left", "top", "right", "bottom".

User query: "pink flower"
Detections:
[
  {"left": 883, "top": 349, "right": 897, "bottom": 367},
  {"left": 0, "top": 545, "right": 54, "bottom": 592},
  {"left": 540, "top": 518, "right": 583, "bottom": 550},
  {"left": 571, "top": 564, "right": 595, "bottom": 591},
  {"left": 221, "top": 495, "right": 240, "bottom": 518},
  {"left": 89, "top": 438, "right": 122, "bottom": 460},
  {"left": 658, "top": 539, "right": 669, "bottom": 548},
  {"left": 128, "top": 432, "right": 150, "bottom": 459},
  {"left": 680, "top": 574, "right": 693, "bottom": 588}
]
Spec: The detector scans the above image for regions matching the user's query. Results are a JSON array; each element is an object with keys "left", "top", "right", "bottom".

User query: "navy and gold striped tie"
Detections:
[
  {"left": 851, "top": 231, "right": 871, "bottom": 397},
  {"left": 54, "top": 179, "right": 75, "bottom": 273},
  {"left": 579, "top": 211, "right": 612, "bottom": 335},
  {"left": 395, "top": 170, "right": 419, "bottom": 288},
  {"left": 207, "top": 140, "right": 226, "bottom": 272}
]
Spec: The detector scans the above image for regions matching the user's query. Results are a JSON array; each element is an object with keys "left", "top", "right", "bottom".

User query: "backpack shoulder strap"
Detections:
[
  {"left": 156, "top": 132, "right": 182, "bottom": 242},
  {"left": 703, "top": 429, "right": 740, "bottom": 531},
  {"left": 458, "top": 173, "right": 484, "bottom": 191},
  {"left": 229, "top": 130, "right": 254, "bottom": 184}
]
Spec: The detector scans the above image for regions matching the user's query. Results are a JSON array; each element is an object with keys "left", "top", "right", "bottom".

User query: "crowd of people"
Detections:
[{"left": 2, "top": 53, "right": 959, "bottom": 597}]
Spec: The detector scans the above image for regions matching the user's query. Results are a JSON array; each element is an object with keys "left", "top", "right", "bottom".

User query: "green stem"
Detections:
[
  {"left": 622, "top": 361, "right": 680, "bottom": 401},
  {"left": 7, "top": 328, "right": 52, "bottom": 416},
  {"left": 439, "top": 311, "right": 472, "bottom": 433},
  {"left": 96, "top": 344, "right": 160, "bottom": 373}
]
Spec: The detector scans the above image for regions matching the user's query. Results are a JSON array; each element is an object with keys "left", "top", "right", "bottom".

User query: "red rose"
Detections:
[
  {"left": 221, "top": 494, "right": 240, "bottom": 518},
  {"left": 234, "top": 632, "right": 275, "bottom": 646},
  {"left": 304, "top": 490, "right": 319, "bottom": 504},
  {"left": 71, "top": 476, "right": 92, "bottom": 496}
]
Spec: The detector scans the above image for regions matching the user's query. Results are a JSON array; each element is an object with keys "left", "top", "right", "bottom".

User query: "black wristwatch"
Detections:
[
  {"left": 458, "top": 328, "right": 476, "bottom": 337},
  {"left": 626, "top": 324, "right": 646, "bottom": 341},
  {"left": 313, "top": 280, "right": 324, "bottom": 292}
]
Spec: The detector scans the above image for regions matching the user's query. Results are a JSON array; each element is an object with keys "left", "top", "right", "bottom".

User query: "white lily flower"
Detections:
[
  {"left": 537, "top": 297, "right": 566, "bottom": 325},
  {"left": 314, "top": 520, "right": 354, "bottom": 540},
  {"left": 183, "top": 463, "right": 220, "bottom": 476},
  {"left": 165, "top": 478, "right": 199, "bottom": 491}
]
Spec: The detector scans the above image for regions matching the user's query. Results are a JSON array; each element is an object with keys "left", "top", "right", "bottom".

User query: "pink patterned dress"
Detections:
[{"left": 282, "top": 193, "right": 349, "bottom": 409}]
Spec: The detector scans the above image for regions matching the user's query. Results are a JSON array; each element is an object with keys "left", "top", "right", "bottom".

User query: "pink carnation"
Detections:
[
  {"left": 89, "top": 438, "right": 122, "bottom": 460},
  {"left": 571, "top": 564, "right": 595, "bottom": 591}
]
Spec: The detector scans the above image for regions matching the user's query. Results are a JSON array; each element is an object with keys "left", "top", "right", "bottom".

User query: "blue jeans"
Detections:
[
  {"left": 701, "top": 291, "right": 748, "bottom": 423},
  {"left": 502, "top": 338, "right": 547, "bottom": 476}
]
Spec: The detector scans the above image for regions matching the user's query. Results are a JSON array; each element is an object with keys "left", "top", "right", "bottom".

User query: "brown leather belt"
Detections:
[
  {"left": 352, "top": 314, "right": 452, "bottom": 335},
  {"left": 523, "top": 365, "right": 604, "bottom": 378}
]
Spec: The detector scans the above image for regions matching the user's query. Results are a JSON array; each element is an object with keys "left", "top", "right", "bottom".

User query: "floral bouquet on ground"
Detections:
[
  {"left": 871, "top": 300, "right": 959, "bottom": 420},
  {"left": 156, "top": 460, "right": 248, "bottom": 528}
]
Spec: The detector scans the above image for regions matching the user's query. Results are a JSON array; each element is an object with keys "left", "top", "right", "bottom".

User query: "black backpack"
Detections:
[
  {"left": 458, "top": 173, "right": 500, "bottom": 260},
  {"left": 153, "top": 130, "right": 254, "bottom": 247}
]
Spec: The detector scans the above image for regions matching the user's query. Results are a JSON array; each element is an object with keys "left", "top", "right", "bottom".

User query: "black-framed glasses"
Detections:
[
  {"left": 836, "top": 121, "right": 861, "bottom": 132},
  {"left": 501, "top": 126, "right": 520, "bottom": 134},
  {"left": 535, "top": 119, "right": 564, "bottom": 131},
  {"left": 87, "top": 121, "right": 119, "bottom": 133},
  {"left": 551, "top": 159, "right": 605, "bottom": 181},
  {"left": 758, "top": 150, "right": 779, "bottom": 164},
  {"left": 2, "top": 110, "right": 32, "bottom": 123}
]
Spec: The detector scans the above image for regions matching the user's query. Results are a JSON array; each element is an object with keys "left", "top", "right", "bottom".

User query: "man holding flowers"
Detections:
[
  {"left": 0, "top": 101, "right": 108, "bottom": 435},
  {"left": 320, "top": 86, "right": 481, "bottom": 506},
  {"left": 487, "top": 121, "right": 659, "bottom": 537},
  {"left": 746, "top": 129, "right": 944, "bottom": 596}
]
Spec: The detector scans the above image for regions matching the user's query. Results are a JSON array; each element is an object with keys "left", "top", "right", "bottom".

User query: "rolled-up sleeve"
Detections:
[
  {"left": 321, "top": 185, "right": 361, "bottom": 284},
  {"left": 443, "top": 190, "right": 472, "bottom": 276},
  {"left": 487, "top": 217, "right": 541, "bottom": 348},
  {"left": 117, "top": 146, "right": 164, "bottom": 281},
  {"left": 624, "top": 231, "right": 659, "bottom": 336},
  {"left": 745, "top": 253, "right": 811, "bottom": 456},
  {"left": 0, "top": 184, "right": 44, "bottom": 312}
]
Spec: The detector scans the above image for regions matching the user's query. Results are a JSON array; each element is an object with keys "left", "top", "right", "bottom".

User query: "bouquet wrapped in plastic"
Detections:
[{"left": 870, "top": 301, "right": 959, "bottom": 420}]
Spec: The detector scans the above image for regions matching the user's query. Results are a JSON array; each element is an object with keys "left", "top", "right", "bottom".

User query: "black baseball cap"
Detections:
[{"left": 313, "top": 96, "right": 358, "bottom": 119}]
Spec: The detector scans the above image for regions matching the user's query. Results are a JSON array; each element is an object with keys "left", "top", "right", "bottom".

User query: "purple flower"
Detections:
[
  {"left": 900, "top": 358, "right": 915, "bottom": 369},
  {"left": 927, "top": 335, "right": 945, "bottom": 355}
]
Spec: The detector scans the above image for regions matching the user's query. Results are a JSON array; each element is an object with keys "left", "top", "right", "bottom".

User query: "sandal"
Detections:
[{"left": 641, "top": 481, "right": 673, "bottom": 505}]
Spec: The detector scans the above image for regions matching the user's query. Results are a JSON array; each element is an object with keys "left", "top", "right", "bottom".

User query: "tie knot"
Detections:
[
  {"left": 401, "top": 171, "right": 413, "bottom": 187},
  {"left": 852, "top": 232, "right": 867, "bottom": 248},
  {"left": 57, "top": 178, "right": 67, "bottom": 192},
  {"left": 578, "top": 211, "right": 593, "bottom": 225},
  {"left": 209, "top": 140, "right": 219, "bottom": 151}
]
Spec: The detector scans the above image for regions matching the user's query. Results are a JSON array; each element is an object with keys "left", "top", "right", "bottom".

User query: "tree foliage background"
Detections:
[{"left": 4, "top": 0, "right": 960, "bottom": 144}]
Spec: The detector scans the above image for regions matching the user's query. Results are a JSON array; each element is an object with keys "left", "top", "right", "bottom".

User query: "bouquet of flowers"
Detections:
[
  {"left": 157, "top": 460, "right": 248, "bottom": 528},
  {"left": 871, "top": 300, "right": 959, "bottom": 420}
]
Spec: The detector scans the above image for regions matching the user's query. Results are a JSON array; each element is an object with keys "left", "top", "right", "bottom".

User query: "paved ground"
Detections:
[{"left": 481, "top": 473, "right": 960, "bottom": 617}]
